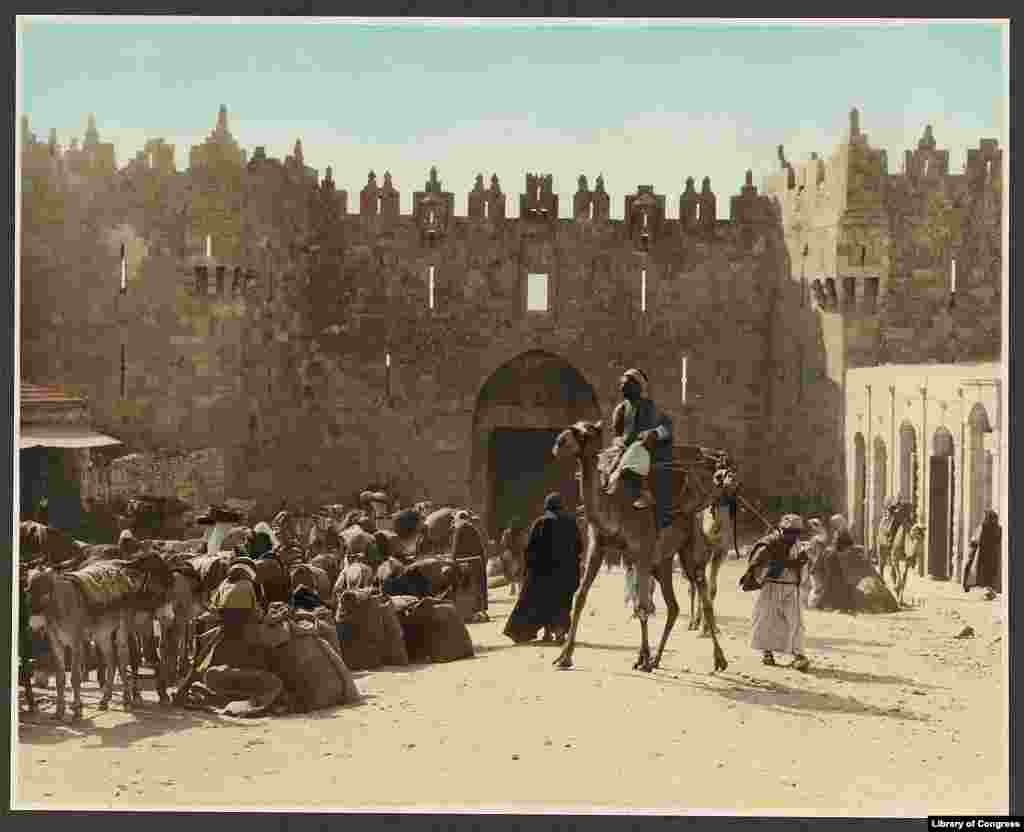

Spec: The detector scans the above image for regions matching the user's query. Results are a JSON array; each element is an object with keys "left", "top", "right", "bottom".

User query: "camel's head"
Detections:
[
  {"left": 25, "top": 567, "right": 57, "bottom": 626},
  {"left": 709, "top": 453, "right": 740, "bottom": 498},
  {"left": 553, "top": 421, "right": 603, "bottom": 460}
]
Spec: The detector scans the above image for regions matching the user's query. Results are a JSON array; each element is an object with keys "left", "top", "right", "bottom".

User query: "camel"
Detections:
[
  {"left": 876, "top": 500, "right": 912, "bottom": 579},
  {"left": 550, "top": 421, "right": 739, "bottom": 673},
  {"left": 890, "top": 522, "right": 925, "bottom": 607},
  {"left": 685, "top": 503, "right": 730, "bottom": 636},
  {"left": 878, "top": 501, "right": 915, "bottom": 591}
]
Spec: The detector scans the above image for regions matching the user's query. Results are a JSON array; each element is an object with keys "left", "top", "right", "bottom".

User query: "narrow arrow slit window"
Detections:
[
  {"left": 428, "top": 265, "right": 436, "bottom": 309},
  {"left": 641, "top": 269, "right": 647, "bottom": 313},
  {"left": 120, "top": 244, "right": 127, "bottom": 294},
  {"left": 681, "top": 355, "right": 688, "bottom": 404}
]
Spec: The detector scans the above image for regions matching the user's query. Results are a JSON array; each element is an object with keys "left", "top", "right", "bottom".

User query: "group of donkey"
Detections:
[
  {"left": 19, "top": 523, "right": 216, "bottom": 719},
  {"left": 18, "top": 499, "right": 489, "bottom": 721}
]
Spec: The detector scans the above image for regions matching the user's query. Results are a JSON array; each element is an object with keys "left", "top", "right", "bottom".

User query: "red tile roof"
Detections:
[{"left": 21, "top": 382, "right": 85, "bottom": 406}]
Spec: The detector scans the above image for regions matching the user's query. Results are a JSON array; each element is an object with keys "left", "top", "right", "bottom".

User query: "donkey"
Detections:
[{"left": 25, "top": 568, "right": 135, "bottom": 719}]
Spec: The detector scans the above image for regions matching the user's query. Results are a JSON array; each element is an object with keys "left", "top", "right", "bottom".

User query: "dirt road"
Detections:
[{"left": 15, "top": 559, "right": 1007, "bottom": 815}]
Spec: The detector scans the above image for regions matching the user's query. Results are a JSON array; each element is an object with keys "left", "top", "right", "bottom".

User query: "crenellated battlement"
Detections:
[{"left": 23, "top": 107, "right": 764, "bottom": 232}]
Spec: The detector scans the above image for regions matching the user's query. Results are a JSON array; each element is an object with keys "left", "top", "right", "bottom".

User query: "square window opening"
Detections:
[{"left": 527, "top": 273, "right": 549, "bottom": 312}]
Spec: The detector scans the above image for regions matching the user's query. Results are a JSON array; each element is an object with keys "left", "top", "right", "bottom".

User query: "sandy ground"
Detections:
[{"left": 14, "top": 558, "right": 1008, "bottom": 816}]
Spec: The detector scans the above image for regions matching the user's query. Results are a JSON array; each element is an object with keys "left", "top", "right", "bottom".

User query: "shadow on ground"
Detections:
[
  {"left": 601, "top": 668, "right": 933, "bottom": 723},
  {"left": 800, "top": 665, "right": 946, "bottom": 690}
]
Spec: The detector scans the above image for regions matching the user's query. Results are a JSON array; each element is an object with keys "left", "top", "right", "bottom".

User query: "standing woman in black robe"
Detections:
[
  {"left": 503, "top": 493, "right": 583, "bottom": 644},
  {"left": 963, "top": 509, "right": 1002, "bottom": 595}
]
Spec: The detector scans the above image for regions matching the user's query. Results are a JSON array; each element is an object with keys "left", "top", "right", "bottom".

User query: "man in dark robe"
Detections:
[
  {"left": 503, "top": 493, "right": 584, "bottom": 644},
  {"left": 820, "top": 515, "right": 858, "bottom": 614},
  {"left": 963, "top": 509, "right": 1002, "bottom": 595},
  {"left": 610, "top": 368, "right": 674, "bottom": 521}
]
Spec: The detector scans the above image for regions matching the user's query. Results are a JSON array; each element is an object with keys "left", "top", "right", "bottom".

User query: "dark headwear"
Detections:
[
  {"left": 290, "top": 585, "right": 323, "bottom": 611},
  {"left": 544, "top": 493, "right": 563, "bottom": 512},
  {"left": 395, "top": 509, "right": 420, "bottom": 537}
]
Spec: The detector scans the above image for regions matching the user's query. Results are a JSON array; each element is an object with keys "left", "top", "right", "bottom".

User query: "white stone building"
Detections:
[{"left": 844, "top": 362, "right": 1002, "bottom": 581}]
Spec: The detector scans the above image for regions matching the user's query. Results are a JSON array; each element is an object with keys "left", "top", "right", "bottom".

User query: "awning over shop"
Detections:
[{"left": 19, "top": 425, "right": 123, "bottom": 450}]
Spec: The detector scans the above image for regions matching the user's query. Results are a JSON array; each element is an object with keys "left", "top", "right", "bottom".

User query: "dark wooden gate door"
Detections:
[
  {"left": 928, "top": 456, "right": 952, "bottom": 579},
  {"left": 490, "top": 428, "right": 577, "bottom": 538}
]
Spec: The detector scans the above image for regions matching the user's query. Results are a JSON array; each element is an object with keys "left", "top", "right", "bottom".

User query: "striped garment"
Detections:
[{"left": 750, "top": 564, "right": 805, "bottom": 655}]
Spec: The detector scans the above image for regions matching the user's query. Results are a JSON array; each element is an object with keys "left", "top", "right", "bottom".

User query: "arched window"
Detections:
[
  {"left": 899, "top": 421, "right": 919, "bottom": 517},
  {"left": 968, "top": 403, "right": 994, "bottom": 536},
  {"left": 853, "top": 434, "right": 867, "bottom": 544},
  {"left": 872, "top": 437, "right": 888, "bottom": 548},
  {"left": 929, "top": 426, "right": 956, "bottom": 580}
]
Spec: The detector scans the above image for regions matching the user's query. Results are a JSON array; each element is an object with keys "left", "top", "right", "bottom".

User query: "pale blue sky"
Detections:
[{"left": 18, "top": 19, "right": 1007, "bottom": 218}]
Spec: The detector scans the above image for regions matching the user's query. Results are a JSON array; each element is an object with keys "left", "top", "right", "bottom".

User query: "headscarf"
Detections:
[
  {"left": 778, "top": 513, "right": 804, "bottom": 533},
  {"left": 623, "top": 368, "right": 649, "bottom": 398},
  {"left": 829, "top": 514, "right": 854, "bottom": 548},
  {"left": 544, "top": 492, "right": 563, "bottom": 513},
  {"left": 118, "top": 528, "right": 140, "bottom": 556},
  {"left": 394, "top": 509, "right": 421, "bottom": 538}
]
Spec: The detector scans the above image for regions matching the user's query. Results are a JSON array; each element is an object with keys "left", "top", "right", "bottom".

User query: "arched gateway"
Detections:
[{"left": 470, "top": 351, "right": 602, "bottom": 537}]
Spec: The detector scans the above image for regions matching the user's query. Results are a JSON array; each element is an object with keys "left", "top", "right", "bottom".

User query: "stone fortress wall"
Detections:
[{"left": 19, "top": 105, "right": 1001, "bottom": 535}]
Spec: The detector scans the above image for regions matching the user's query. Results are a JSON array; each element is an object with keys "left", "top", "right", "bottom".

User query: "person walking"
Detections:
[
  {"left": 963, "top": 509, "right": 1002, "bottom": 596},
  {"left": 740, "top": 514, "right": 811, "bottom": 671},
  {"left": 503, "top": 493, "right": 583, "bottom": 644}
]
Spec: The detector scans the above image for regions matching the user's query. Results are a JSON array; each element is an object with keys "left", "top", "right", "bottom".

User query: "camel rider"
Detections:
[{"left": 610, "top": 368, "right": 673, "bottom": 511}]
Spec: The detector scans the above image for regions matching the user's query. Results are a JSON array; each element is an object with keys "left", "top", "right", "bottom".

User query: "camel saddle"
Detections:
[{"left": 597, "top": 442, "right": 711, "bottom": 505}]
